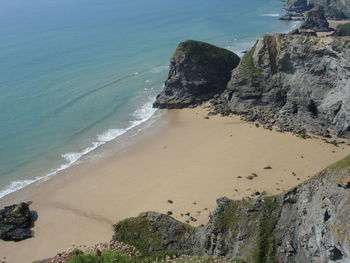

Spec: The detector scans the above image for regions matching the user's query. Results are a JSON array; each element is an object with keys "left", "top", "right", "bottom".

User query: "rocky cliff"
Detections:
[
  {"left": 284, "top": 0, "right": 350, "bottom": 19},
  {"left": 299, "top": 6, "right": 331, "bottom": 32},
  {"left": 333, "top": 22, "right": 350, "bottom": 36},
  {"left": 153, "top": 40, "right": 240, "bottom": 109},
  {"left": 212, "top": 34, "right": 350, "bottom": 137},
  {"left": 113, "top": 156, "right": 350, "bottom": 263}
]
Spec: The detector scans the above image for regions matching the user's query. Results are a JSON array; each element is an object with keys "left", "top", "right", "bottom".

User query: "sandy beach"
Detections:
[{"left": 1, "top": 107, "right": 350, "bottom": 262}]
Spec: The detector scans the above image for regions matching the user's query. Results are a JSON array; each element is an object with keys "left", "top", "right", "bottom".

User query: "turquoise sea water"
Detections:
[{"left": 0, "top": 0, "right": 297, "bottom": 198}]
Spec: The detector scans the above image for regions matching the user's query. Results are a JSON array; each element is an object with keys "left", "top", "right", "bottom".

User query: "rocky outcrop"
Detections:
[
  {"left": 284, "top": 0, "right": 313, "bottom": 13},
  {"left": 113, "top": 212, "right": 197, "bottom": 255},
  {"left": 284, "top": 0, "right": 350, "bottom": 19},
  {"left": 153, "top": 40, "right": 240, "bottom": 109},
  {"left": 333, "top": 22, "right": 350, "bottom": 36},
  {"left": 113, "top": 156, "right": 350, "bottom": 263},
  {"left": 211, "top": 34, "right": 350, "bottom": 137},
  {"left": 300, "top": 6, "right": 331, "bottom": 32},
  {"left": 0, "top": 202, "right": 34, "bottom": 241}
]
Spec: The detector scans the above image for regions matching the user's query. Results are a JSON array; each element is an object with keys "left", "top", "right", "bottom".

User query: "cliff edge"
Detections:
[
  {"left": 212, "top": 34, "right": 350, "bottom": 137},
  {"left": 113, "top": 156, "right": 350, "bottom": 263}
]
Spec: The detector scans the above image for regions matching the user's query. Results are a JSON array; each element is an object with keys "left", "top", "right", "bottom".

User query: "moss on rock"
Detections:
[
  {"left": 172, "top": 40, "right": 240, "bottom": 68},
  {"left": 113, "top": 212, "right": 194, "bottom": 256},
  {"left": 241, "top": 46, "right": 262, "bottom": 74}
]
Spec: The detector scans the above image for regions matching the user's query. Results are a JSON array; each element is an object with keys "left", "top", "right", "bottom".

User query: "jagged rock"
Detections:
[
  {"left": 153, "top": 40, "right": 240, "bottom": 109},
  {"left": 288, "top": 28, "right": 300, "bottom": 35},
  {"left": 333, "top": 23, "right": 350, "bottom": 36},
  {"left": 112, "top": 212, "right": 196, "bottom": 255},
  {"left": 211, "top": 34, "right": 350, "bottom": 138},
  {"left": 284, "top": 0, "right": 350, "bottom": 19},
  {"left": 300, "top": 6, "right": 331, "bottom": 32},
  {"left": 0, "top": 202, "right": 33, "bottom": 241},
  {"left": 113, "top": 156, "right": 350, "bottom": 262},
  {"left": 284, "top": 0, "right": 313, "bottom": 12}
]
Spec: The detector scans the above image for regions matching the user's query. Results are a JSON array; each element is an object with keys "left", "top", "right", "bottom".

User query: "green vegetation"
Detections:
[
  {"left": 113, "top": 213, "right": 192, "bottom": 256},
  {"left": 335, "top": 23, "right": 350, "bottom": 36},
  {"left": 172, "top": 40, "right": 240, "bottom": 68},
  {"left": 113, "top": 216, "right": 163, "bottom": 255},
  {"left": 65, "top": 250, "right": 243, "bottom": 263},
  {"left": 256, "top": 197, "right": 280, "bottom": 263},
  {"left": 219, "top": 197, "right": 280, "bottom": 263},
  {"left": 66, "top": 250, "right": 168, "bottom": 263},
  {"left": 329, "top": 154, "right": 350, "bottom": 169},
  {"left": 220, "top": 200, "right": 253, "bottom": 231},
  {"left": 241, "top": 46, "right": 262, "bottom": 74}
]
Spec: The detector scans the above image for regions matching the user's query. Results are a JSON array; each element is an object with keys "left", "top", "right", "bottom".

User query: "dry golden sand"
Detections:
[{"left": 1, "top": 107, "right": 350, "bottom": 262}]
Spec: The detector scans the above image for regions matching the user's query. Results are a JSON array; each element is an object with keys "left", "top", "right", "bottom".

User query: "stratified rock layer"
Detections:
[
  {"left": 0, "top": 202, "right": 33, "bottom": 241},
  {"left": 153, "top": 40, "right": 240, "bottom": 109},
  {"left": 300, "top": 6, "right": 330, "bottom": 32},
  {"left": 113, "top": 157, "right": 350, "bottom": 263},
  {"left": 212, "top": 34, "right": 350, "bottom": 137}
]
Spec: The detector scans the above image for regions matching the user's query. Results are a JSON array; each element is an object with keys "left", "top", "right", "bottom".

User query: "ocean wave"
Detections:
[
  {"left": 0, "top": 99, "right": 157, "bottom": 199},
  {"left": 262, "top": 13, "right": 280, "bottom": 17}
]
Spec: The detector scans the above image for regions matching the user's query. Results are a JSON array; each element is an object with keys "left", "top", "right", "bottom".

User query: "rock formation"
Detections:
[
  {"left": 333, "top": 23, "right": 350, "bottom": 36},
  {"left": 284, "top": 0, "right": 350, "bottom": 19},
  {"left": 284, "top": 0, "right": 313, "bottom": 13},
  {"left": 300, "top": 6, "right": 331, "bottom": 32},
  {"left": 0, "top": 202, "right": 34, "bottom": 241},
  {"left": 212, "top": 34, "right": 350, "bottom": 137},
  {"left": 153, "top": 40, "right": 240, "bottom": 109},
  {"left": 113, "top": 157, "right": 350, "bottom": 263}
]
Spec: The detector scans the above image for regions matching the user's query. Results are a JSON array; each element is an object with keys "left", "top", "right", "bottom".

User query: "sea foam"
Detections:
[
  {"left": 262, "top": 13, "right": 280, "bottom": 17},
  {"left": 0, "top": 100, "right": 157, "bottom": 199}
]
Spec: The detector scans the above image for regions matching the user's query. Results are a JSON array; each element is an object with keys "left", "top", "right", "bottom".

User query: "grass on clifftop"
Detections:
[
  {"left": 336, "top": 22, "right": 350, "bottom": 36},
  {"left": 172, "top": 40, "right": 240, "bottom": 67},
  {"left": 329, "top": 154, "right": 350, "bottom": 169},
  {"left": 66, "top": 250, "right": 168, "bottom": 263},
  {"left": 241, "top": 46, "right": 262, "bottom": 74},
  {"left": 66, "top": 253, "right": 245, "bottom": 263}
]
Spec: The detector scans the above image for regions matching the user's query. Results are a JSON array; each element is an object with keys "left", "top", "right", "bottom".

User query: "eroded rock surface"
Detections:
[
  {"left": 284, "top": 0, "right": 350, "bottom": 19},
  {"left": 0, "top": 202, "right": 34, "bottom": 241},
  {"left": 212, "top": 34, "right": 350, "bottom": 137},
  {"left": 300, "top": 6, "right": 330, "bottom": 32},
  {"left": 113, "top": 160, "right": 350, "bottom": 263},
  {"left": 153, "top": 40, "right": 240, "bottom": 109}
]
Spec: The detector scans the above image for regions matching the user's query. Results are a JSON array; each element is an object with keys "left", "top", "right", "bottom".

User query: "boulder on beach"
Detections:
[
  {"left": 153, "top": 40, "right": 240, "bottom": 109},
  {"left": 0, "top": 202, "right": 34, "bottom": 241}
]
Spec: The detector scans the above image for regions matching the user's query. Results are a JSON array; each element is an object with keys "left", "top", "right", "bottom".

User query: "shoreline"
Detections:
[
  {"left": 1, "top": 107, "right": 350, "bottom": 262},
  {"left": 0, "top": 12, "right": 302, "bottom": 202}
]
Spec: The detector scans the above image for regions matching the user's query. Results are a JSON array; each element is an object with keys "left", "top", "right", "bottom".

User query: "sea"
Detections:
[{"left": 0, "top": 0, "right": 299, "bottom": 199}]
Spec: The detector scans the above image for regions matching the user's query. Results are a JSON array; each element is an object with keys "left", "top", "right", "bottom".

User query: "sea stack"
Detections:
[{"left": 153, "top": 40, "right": 240, "bottom": 109}]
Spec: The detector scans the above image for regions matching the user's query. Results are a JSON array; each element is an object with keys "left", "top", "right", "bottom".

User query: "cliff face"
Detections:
[
  {"left": 153, "top": 40, "right": 240, "bottom": 109},
  {"left": 284, "top": 0, "right": 350, "bottom": 19},
  {"left": 300, "top": 6, "right": 330, "bottom": 32},
  {"left": 113, "top": 158, "right": 350, "bottom": 263},
  {"left": 212, "top": 34, "right": 350, "bottom": 137}
]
